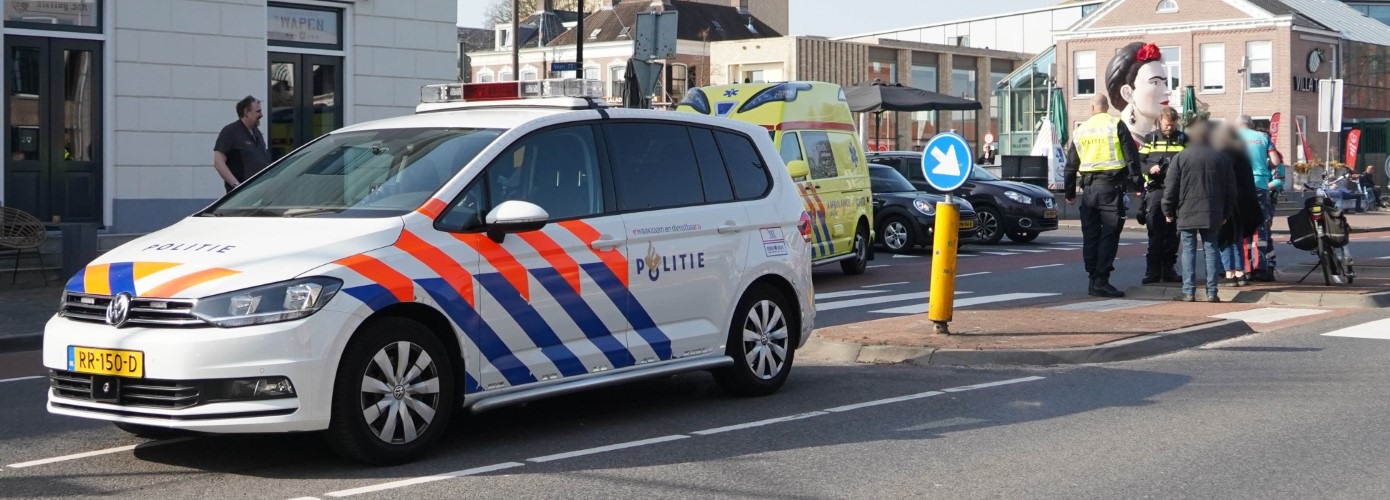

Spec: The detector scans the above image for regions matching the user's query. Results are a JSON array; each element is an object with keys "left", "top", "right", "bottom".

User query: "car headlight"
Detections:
[
  {"left": 956, "top": 198, "right": 974, "bottom": 211},
  {"left": 192, "top": 277, "right": 342, "bottom": 327},
  {"left": 913, "top": 199, "right": 936, "bottom": 215},
  {"left": 1004, "top": 190, "right": 1033, "bottom": 204}
]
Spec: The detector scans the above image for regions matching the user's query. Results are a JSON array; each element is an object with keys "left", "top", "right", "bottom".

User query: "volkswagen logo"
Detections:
[{"left": 106, "top": 293, "right": 131, "bottom": 328}]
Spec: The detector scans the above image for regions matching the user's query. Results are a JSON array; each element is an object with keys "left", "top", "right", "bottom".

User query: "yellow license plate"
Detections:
[
  {"left": 1044, "top": 209, "right": 1058, "bottom": 218},
  {"left": 68, "top": 346, "right": 144, "bottom": 378},
  {"left": 959, "top": 220, "right": 976, "bottom": 229}
]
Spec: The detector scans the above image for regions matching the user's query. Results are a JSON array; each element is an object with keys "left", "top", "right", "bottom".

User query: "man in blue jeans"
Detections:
[
  {"left": 1164, "top": 122, "right": 1236, "bottom": 302},
  {"left": 1238, "top": 116, "right": 1276, "bottom": 280}
]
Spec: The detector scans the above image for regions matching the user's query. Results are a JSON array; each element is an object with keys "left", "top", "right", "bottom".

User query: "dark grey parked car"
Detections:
[
  {"left": 867, "top": 151, "right": 1058, "bottom": 244},
  {"left": 869, "top": 165, "right": 978, "bottom": 252}
]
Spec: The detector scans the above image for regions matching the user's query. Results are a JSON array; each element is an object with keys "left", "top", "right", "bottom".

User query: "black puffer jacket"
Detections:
[{"left": 1163, "top": 144, "right": 1236, "bottom": 230}]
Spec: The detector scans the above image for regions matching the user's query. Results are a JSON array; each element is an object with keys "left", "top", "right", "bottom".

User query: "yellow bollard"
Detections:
[{"left": 928, "top": 199, "right": 959, "bottom": 334}]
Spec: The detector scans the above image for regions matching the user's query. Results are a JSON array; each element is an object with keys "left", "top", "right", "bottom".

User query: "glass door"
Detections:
[
  {"left": 4, "top": 35, "right": 103, "bottom": 224},
  {"left": 268, "top": 52, "right": 342, "bottom": 160}
]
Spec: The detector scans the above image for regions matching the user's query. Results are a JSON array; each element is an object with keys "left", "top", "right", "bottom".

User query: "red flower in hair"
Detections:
[{"left": 1136, "top": 43, "right": 1162, "bottom": 63}]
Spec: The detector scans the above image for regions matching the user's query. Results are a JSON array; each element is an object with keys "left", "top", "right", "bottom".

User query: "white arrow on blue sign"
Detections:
[{"left": 920, "top": 133, "right": 973, "bottom": 192}]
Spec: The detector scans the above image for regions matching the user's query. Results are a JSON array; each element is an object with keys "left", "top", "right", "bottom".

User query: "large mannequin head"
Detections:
[{"left": 1106, "top": 42, "right": 1170, "bottom": 139}]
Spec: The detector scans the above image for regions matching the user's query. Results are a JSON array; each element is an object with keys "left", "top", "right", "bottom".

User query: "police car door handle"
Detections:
[
  {"left": 592, "top": 235, "right": 622, "bottom": 250},
  {"left": 717, "top": 221, "right": 740, "bottom": 234}
]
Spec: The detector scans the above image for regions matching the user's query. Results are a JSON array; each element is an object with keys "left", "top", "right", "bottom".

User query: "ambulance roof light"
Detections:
[{"left": 420, "top": 79, "right": 605, "bottom": 104}]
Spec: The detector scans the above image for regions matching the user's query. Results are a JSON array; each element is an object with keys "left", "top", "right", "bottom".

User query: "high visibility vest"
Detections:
[
  {"left": 1138, "top": 133, "right": 1185, "bottom": 182},
  {"left": 1075, "top": 113, "right": 1126, "bottom": 172}
]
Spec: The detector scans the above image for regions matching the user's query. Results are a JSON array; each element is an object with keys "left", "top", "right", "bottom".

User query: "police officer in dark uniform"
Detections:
[
  {"left": 1137, "top": 106, "right": 1187, "bottom": 284},
  {"left": 1064, "top": 94, "right": 1144, "bottom": 298}
]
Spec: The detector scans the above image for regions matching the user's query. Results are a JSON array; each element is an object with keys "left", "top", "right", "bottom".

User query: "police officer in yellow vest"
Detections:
[
  {"left": 1064, "top": 94, "right": 1144, "bottom": 297},
  {"left": 1137, "top": 106, "right": 1187, "bottom": 284}
]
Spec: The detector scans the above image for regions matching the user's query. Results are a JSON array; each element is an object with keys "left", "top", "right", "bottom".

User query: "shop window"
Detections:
[
  {"left": 1160, "top": 46, "right": 1181, "bottom": 91},
  {"left": 4, "top": 0, "right": 101, "bottom": 33},
  {"left": 1201, "top": 43, "right": 1224, "bottom": 91},
  {"left": 1156, "top": 0, "right": 1178, "bottom": 13},
  {"left": 1074, "top": 51, "right": 1096, "bottom": 96},
  {"left": 1247, "top": 41, "right": 1272, "bottom": 90},
  {"left": 911, "top": 64, "right": 938, "bottom": 92},
  {"left": 610, "top": 66, "right": 625, "bottom": 98}
]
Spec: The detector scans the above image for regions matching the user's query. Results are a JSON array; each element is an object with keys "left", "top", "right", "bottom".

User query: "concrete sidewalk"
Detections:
[
  {"left": 800, "top": 279, "right": 1387, "bottom": 366},
  {"left": 1054, "top": 199, "right": 1390, "bottom": 234}
]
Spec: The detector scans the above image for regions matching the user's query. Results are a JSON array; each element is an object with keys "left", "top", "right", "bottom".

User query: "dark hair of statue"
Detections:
[{"left": 1104, "top": 41, "right": 1148, "bottom": 112}]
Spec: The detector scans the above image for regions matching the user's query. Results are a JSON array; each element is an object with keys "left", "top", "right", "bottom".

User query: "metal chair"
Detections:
[{"left": 0, "top": 206, "right": 49, "bottom": 285}]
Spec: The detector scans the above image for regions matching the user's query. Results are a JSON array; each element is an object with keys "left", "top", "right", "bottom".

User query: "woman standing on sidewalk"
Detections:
[{"left": 1215, "top": 123, "right": 1263, "bottom": 286}]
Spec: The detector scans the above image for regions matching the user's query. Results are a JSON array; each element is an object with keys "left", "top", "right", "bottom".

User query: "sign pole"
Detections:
[{"left": 920, "top": 132, "right": 973, "bottom": 335}]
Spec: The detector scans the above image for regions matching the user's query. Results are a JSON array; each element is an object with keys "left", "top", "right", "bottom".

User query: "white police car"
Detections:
[{"left": 43, "top": 79, "right": 815, "bottom": 465}]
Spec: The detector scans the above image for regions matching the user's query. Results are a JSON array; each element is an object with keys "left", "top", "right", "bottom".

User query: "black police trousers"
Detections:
[
  {"left": 1079, "top": 180, "right": 1126, "bottom": 279},
  {"left": 1144, "top": 186, "right": 1178, "bottom": 268}
]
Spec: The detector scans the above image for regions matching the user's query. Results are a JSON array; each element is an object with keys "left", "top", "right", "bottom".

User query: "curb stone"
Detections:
[
  {"left": 801, "top": 319, "right": 1254, "bottom": 367},
  {"left": 1124, "top": 284, "right": 1390, "bottom": 308}
]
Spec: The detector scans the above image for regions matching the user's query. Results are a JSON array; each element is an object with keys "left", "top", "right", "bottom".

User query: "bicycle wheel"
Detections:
[{"left": 1318, "top": 236, "right": 1336, "bottom": 286}]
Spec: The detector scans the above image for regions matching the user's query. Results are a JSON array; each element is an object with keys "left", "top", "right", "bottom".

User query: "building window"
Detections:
[
  {"left": 500, "top": 70, "right": 513, "bottom": 82},
  {"left": 479, "top": 73, "right": 494, "bottom": 83},
  {"left": 3, "top": 0, "right": 101, "bottom": 33},
  {"left": 584, "top": 66, "right": 599, "bottom": 80},
  {"left": 1201, "top": 43, "right": 1224, "bottom": 91},
  {"left": 912, "top": 64, "right": 938, "bottom": 92},
  {"left": 610, "top": 66, "right": 625, "bottom": 98},
  {"left": 1160, "top": 46, "right": 1181, "bottom": 91},
  {"left": 1074, "top": 50, "right": 1096, "bottom": 96},
  {"left": 1247, "top": 41, "right": 1272, "bottom": 89},
  {"left": 1156, "top": 0, "right": 1178, "bottom": 13},
  {"left": 667, "top": 63, "right": 688, "bottom": 102},
  {"left": 1081, "top": 4, "right": 1098, "bottom": 16}
]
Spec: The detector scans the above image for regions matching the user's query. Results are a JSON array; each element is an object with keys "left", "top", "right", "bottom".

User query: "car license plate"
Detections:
[
  {"left": 68, "top": 346, "right": 144, "bottom": 378},
  {"left": 959, "top": 220, "right": 976, "bottom": 230},
  {"left": 1044, "top": 209, "right": 1058, "bottom": 219}
]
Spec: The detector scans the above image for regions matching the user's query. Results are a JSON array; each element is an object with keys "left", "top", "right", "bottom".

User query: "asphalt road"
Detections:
[{"left": 2, "top": 229, "right": 1389, "bottom": 498}]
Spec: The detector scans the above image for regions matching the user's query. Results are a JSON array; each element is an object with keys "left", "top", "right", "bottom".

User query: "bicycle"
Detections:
[{"left": 1289, "top": 173, "right": 1355, "bottom": 285}]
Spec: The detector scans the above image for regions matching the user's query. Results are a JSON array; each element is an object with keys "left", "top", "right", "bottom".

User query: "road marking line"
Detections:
[
  {"left": 691, "top": 411, "right": 828, "bottom": 435},
  {"left": 870, "top": 293, "right": 1060, "bottom": 315},
  {"left": 816, "top": 291, "right": 973, "bottom": 312},
  {"left": 1322, "top": 318, "right": 1390, "bottom": 339},
  {"left": 527, "top": 435, "right": 689, "bottom": 463},
  {"left": 891, "top": 254, "right": 921, "bottom": 259},
  {"left": 1212, "top": 308, "right": 1328, "bottom": 324},
  {"left": 1375, "top": 255, "right": 1390, "bottom": 260},
  {"left": 978, "top": 251, "right": 1019, "bottom": 256},
  {"left": 311, "top": 376, "right": 1045, "bottom": 498},
  {"left": 868, "top": 264, "right": 890, "bottom": 268},
  {"left": 1007, "top": 249, "right": 1048, "bottom": 253},
  {"left": 1040, "top": 247, "right": 1078, "bottom": 251},
  {"left": 814, "top": 290, "right": 887, "bottom": 300},
  {"left": 0, "top": 375, "right": 43, "bottom": 384},
  {"left": 323, "top": 462, "right": 525, "bottom": 497},
  {"left": 864, "top": 281, "right": 909, "bottom": 288},
  {"left": 942, "top": 376, "right": 1048, "bottom": 392},
  {"left": 7, "top": 437, "right": 196, "bottom": 468},
  {"left": 825, "top": 391, "right": 944, "bottom": 413},
  {"left": 1050, "top": 299, "right": 1156, "bottom": 312},
  {"left": 955, "top": 272, "right": 991, "bottom": 278},
  {"left": 1025, "top": 264, "right": 1063, "bottom": 269}
]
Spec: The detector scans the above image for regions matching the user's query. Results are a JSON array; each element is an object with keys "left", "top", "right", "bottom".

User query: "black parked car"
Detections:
[
  {"left": 867, "top": 151, "right": 1058, "bottom": 244},
  {"left": 869, "top": 165, "right": 978, "bottom": 252}
]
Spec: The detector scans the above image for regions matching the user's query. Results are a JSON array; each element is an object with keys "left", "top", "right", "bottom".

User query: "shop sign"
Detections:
[
  {"left": 268, "top": 4, "right": 341, "bottom": 47},
  {"left": 4, "top": 0, "right": 98, "bottom": 28},
  {"left": 1293, "top": 75, "right": 1318, "bottom": 93}
]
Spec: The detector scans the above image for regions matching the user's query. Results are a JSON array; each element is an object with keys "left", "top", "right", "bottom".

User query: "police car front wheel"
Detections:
[
  {"left": 715, "top": 283, "right": 795, "bottom": 397},
  {"left": 326, "top": 317, "right": 456, "bottom": 465}
]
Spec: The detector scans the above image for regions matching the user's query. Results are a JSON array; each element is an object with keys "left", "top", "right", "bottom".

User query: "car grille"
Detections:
[
  {"left": 50, "top": 370, "right": 202, "bottom": 409},
  {"left": 61, "top": 293, "right": 205, "bottom": 327}
]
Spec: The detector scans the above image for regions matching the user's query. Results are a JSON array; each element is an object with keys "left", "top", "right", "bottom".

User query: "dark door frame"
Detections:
[
  {"left": 267, "top": 52, "right": 343, "bottom": 160},
  {"left": 3, "top": 35, "right": 104, "bottom": 225}
]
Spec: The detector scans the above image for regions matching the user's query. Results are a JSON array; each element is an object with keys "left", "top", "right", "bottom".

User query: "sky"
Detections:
[{"left": 459, "top": 0, "right": 1062, "bottom": 37}]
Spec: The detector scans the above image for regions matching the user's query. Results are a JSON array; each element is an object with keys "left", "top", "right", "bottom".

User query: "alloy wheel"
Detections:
[
  {"left": 977, "top": 210, "right": 1000, "bottom": 243},
  {"left": 359, "top": 341, "right": 442, "bottom": 445},
  {"left": 741, "top": 299, "right": 790, "bottom": 380},
  {"left": 884, "top": 221, "right": 909, "bottom": 250}
]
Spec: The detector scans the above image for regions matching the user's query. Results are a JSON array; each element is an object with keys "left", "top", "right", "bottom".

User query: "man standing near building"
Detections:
[
  {"left": 1237, "top": 115, "right": 1276, "bottom": 280},
  {"left": 1064, "top": 94, "right": 1144, "bottom": 297},
  {"left": 213, "top": 96, "right": 271, "bottom": 192},
  {"left": 1138, "top": 106, "right": 1186, "bottom": 284},
  {"left": 1162, "top": 121, "right": 1235, "bottom": 302}
]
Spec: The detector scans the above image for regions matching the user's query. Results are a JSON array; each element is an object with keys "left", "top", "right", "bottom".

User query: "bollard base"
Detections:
[{"left": 932, "top": 321, "right": 952, "bottom": 335}]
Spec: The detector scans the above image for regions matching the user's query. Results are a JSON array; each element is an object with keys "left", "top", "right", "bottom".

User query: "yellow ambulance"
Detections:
[{"left": 677, "top": 81, "right": 873, "bottom": 274}]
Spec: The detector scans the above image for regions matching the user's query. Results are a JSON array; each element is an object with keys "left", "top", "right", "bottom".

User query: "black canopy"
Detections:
[{"left": 844, "top": 79, "right": 982, "bottom": 113}]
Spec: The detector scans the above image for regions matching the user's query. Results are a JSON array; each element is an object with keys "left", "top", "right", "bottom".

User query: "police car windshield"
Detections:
[{"left": 205, "top": 127, "right": 502, "bottom": 218}]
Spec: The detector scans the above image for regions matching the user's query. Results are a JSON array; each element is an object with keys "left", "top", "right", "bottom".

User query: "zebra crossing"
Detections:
[
  {"left": 887, "top": 241, "right": 1096, "bottom": 259},
  {"left": 812, "top": 287, "right": 1060, "bottom": 315}
]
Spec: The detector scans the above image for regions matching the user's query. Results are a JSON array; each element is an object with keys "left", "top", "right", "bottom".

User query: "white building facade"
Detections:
[
  {"left": 832, "top": 1, "right": 1101, "bottom": 55},
  {"left": 2, "top": 0, "right": 457, "bottom": 233}
]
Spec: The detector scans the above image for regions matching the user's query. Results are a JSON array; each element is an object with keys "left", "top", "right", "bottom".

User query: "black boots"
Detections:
[
  {"left": 1088, "top": 277, "right": 1125, "bottom": 298},
  {"left": 1142, "top": 256, "right": 1161, "bottom": 284},
  {"left": 1162, "top": 262, "right": 1181, "bottom": 283}
]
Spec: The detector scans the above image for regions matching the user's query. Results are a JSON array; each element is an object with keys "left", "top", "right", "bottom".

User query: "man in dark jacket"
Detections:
[{"left": 1163, "top": 121, "right": 1236, "bottom": 302}]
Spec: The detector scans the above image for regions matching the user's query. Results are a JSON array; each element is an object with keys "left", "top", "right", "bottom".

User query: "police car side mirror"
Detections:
[
  {"left": 484, "top": 200, "right": 549, "bottom": 243},
  {"left": 785, "top": 160, "right": 810, "bottom": 181}
]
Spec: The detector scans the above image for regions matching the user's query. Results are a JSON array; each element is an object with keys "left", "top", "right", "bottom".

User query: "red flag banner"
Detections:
[
  {"left": 1269, "top": 112, "right": 1281, "bottom": 148},
  {"left": 1346, "top": 129, "right": 1362, "bottom": 169},
  {"left": 1295, "top": 117, "right": 1315, "bottom": 163}
]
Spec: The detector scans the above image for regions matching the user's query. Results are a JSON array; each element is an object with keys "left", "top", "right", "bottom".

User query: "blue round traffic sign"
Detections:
[{"left": 920, "top": 133, "right": 973, "bottom": 192}]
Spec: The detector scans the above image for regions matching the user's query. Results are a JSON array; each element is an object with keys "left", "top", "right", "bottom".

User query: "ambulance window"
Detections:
[
  {"left": 605, "top": 122, "right": 705, "bottom": 211},
  {"left": 714, "top": 130, "right": 771, "bottom": 199},
  {"left": 484, "top": 125, "right": 604, "bottom": 221},
  {"left": 779, "top": 132, "right": 803, "bottom": 164},
  {"left": 688, "top": 127, "right": 735, "bottom": 203},
  {"left": 801, "top": 131, "right": 838, "bottom": 180}
]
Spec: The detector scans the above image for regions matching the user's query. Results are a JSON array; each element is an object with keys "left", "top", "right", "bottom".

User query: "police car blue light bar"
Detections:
[{"left": 420, "top": 79, "right": 605, "bottom": 104}]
